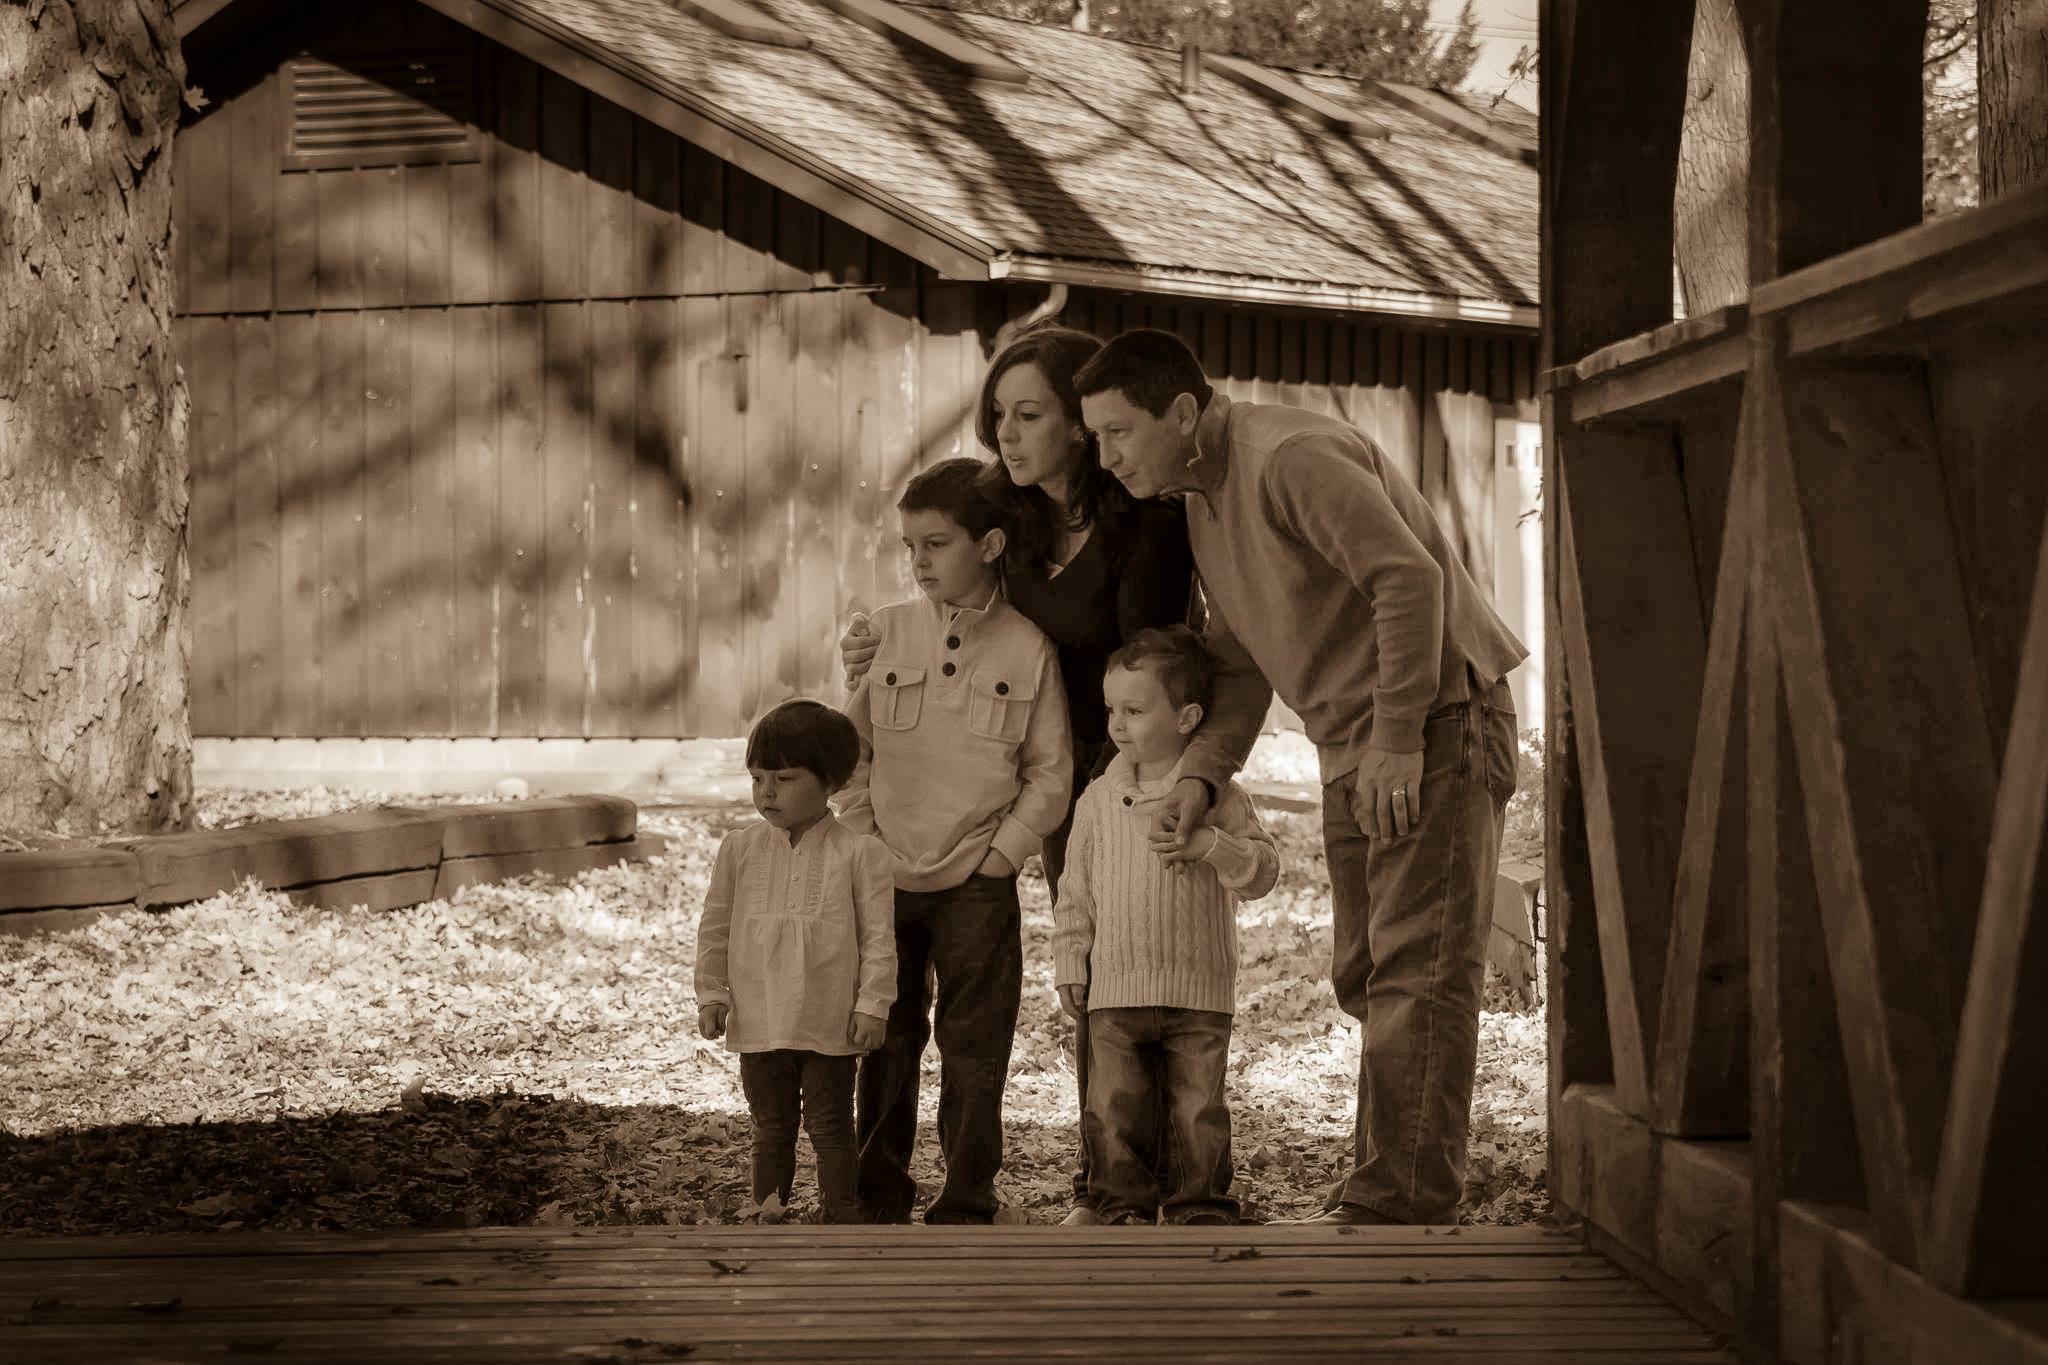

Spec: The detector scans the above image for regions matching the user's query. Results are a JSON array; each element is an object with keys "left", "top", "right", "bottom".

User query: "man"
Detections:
[{"left": 1074, "top": 330, "right": 1525, "bottom": 1226}]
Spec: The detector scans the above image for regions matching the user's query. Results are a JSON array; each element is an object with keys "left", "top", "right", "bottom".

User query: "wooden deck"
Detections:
[{"left": 0, "top": 1224, "right": 1738, "bottom": 1362}]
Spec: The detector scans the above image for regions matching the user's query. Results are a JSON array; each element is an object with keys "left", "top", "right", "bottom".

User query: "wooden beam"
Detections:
[
  {"left": 1927, "top": 507, "right": 2048, "bottom": 1297},
  {"left": 1543, "top": 389, "right": 1616, "bottom": 1205},
  {"left": 1754, "top": 348, "right": 2004, "bottom": 1266},
  {"left": 1557, "top": 1085, "right": 1758, "bottom": 1335},
  {"left": 1748, "top": 178, "right": 2048, "bottom": 351},
  {"left": 1740, "top": 0, "right": 1928, "bottom": 283},
  {"left": 1540, "top": 0, "right": 1695, "bottom": 366},
  {"left": 1745, "top": 505, "right": 1866, "bottom": 1352},
  {"left": 1653, "top": 419, "right": 1753, "bottom": 1135},
  {"left": 1558, "top": 449, "right": 1707, "bottom": 1116},
  {"left": 1780, "top": 1202, "right": 2048, "bottom": 1365}
]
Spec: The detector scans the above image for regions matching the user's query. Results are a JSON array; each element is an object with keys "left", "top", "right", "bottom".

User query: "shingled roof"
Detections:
[{"left": 180, "top": 0, "right": 1540, "bottom": 324}]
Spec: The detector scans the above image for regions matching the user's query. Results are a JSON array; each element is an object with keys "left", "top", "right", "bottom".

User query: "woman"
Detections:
[{"left": 838, "top": 325, "right": 1259, "bottom": 1223}]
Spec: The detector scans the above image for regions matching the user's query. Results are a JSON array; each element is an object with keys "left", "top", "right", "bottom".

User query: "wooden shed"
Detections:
[
  {"left": 171, "top": 0, "right": 1542, "bottom": 775},
  {"left": 1541, "top": 1, "right": 2048, "bottom": 1361}
]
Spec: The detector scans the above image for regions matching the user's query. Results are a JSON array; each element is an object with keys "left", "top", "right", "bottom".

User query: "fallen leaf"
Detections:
[{"left": 706, "top": 1259, "right": 747, "bottom": 1276}]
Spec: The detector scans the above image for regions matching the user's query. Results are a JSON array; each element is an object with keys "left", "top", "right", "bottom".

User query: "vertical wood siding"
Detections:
[{"left": 176, "top": 26, "right": 1537, "bottom": 740}]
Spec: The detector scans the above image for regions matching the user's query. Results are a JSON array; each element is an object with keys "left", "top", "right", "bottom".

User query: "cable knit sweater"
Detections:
[{"left": 1052, "top": 751, "right": 1280, "bottom": 1015}]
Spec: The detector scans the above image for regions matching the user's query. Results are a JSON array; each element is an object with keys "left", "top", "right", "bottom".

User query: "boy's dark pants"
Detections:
[
  {"left": 738, "top": 1050, "right": 860, "bottom": 1222},
  {"left": 1085, "top": 1006, "right": 1236, "bottom": 1223},
  {"left": 855, "top": 874, "right": 1022, "bottom": 1224},
  {"left": 1321, "top": 679, "right": 1515, "bottom": 1224}
]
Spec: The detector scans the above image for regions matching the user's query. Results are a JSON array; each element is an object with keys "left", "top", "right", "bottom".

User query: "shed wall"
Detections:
[{"left": 175, "top": 7, "right": 1538, "bottom": 740}]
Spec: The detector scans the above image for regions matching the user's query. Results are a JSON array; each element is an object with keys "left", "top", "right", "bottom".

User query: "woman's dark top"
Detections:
[{"left": 1004, "top": 498, "right": 1196, "bottom": 786}]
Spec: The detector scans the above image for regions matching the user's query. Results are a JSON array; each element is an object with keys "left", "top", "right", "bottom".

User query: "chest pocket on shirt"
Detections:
[
  {"left": 870, "top": 665, "right": 926, "bottom": 731},
  {"left": 967, "top": 669, "right": 1034, "bottom": 744}
]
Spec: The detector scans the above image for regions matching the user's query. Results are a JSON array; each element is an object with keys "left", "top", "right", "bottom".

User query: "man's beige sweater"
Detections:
[{"left": 1176, "top": 395, "right": 1528, "bottom": 792}]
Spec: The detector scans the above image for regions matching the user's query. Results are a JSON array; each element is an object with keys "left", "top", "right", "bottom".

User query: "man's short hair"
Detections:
[
  {"left": 1072, "top": 329, "right": 1214, "bottom": 418},
  {"left": 898, "top": 456, "right": 1005, "bottom": 540},
  {"left": 1106, "top": 625, "right": 1215, "bottom": 714},
  {"left": 746, "top": 700, "right": 862, "bottom": 790}
]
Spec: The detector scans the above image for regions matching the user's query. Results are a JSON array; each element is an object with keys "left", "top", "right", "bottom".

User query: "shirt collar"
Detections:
[
  {"left": 781, "top": 811, "right": 839, "bottom": 849},
  {"left": 927, "top": 581, "right": 1002, "bottom": 634},
  {"left": 1185, "top": 393, "right": 1236, "bottom": 499},
  {"left": 1105, "top": 747, "right": 1192, "bottom": 801}
]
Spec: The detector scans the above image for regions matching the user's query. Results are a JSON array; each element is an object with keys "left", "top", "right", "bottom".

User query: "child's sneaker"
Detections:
[{"left": 1058, "top": 1205, "right": 1102, "bottom": 1226}]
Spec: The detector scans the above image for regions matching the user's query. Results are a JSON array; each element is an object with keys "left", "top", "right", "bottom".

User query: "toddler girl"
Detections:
[{"left": 695, "top": 701, "right": 897, "bottom": 1222}]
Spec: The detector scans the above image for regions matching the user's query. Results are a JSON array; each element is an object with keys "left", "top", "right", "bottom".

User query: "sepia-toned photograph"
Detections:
[{"left": 2, "top": 0, "right": 2041, "bottom": 1358}]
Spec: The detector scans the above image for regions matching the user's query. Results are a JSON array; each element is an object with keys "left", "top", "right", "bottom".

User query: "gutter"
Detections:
[{"left": 990, "top": 256, "right": 1537, "bottom": 329}]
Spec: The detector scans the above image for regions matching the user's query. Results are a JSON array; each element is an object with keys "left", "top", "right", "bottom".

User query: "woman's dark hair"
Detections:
[
  {"left": 973, "top": 325, "right": 1134, "bottom": 576},
  {"left": 746, "top": 700, "right": 862, "bottom": 790}
]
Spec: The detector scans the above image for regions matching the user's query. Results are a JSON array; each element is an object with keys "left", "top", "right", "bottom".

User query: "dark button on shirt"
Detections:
[
  {"left": 946, "top": 635, "right": 961, "bottom": 649},
  {"left": 942, "top": 662, "right": 957, "bottom": 677},
  {"left": 995, "top": 681, "right": 1009, "bottom": 695},
  {"left": 884, "top": 672, "right": 897, "bottom": 685},
  {"left": 1122, "top": 796, "right": 1133, "bottom": 806}
]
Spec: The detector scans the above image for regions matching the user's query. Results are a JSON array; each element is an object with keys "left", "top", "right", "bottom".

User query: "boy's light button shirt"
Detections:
[
  {"left": 692, "top": 814, "right": 897, "bottom": 1055},
  {"left": 838, "top": 592, "right": 1073, "bottom": 892}
]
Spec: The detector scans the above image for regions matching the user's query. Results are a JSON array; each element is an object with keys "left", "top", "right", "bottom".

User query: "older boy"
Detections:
[
  {"left": 1054, "top": 627, "right": 1277, "bottom": 1226},
  {"left": 839, "top": 457, "right": 1073, "bottom": 1224}
]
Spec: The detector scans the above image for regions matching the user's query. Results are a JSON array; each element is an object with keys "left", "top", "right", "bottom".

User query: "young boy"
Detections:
[
  {"left": 838, "top": 457, "right": 1073, "bottom": 1224},
  {"left": 1053, "top": 626, "right": 1278, "bottom": 1225},
  {"left": 694, "top": 700, "right": 897, "bottom": 1224}
]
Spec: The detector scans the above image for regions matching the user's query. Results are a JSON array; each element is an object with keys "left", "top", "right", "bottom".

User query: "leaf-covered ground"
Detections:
[{"left": 0, "top": 776, "right": 1550, "bottom": 1236}]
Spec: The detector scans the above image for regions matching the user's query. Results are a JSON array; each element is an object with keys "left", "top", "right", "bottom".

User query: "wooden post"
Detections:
[{"left": 1539, "top": 0, "right": 1698, "bottom": 1146}]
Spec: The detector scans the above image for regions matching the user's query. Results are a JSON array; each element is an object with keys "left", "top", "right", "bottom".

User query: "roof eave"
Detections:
[
  {"left": 176, "top": 0, "right": 999, "bottom": 281},
  {"left": 991, "top": 257, "right": 1537, "bottom": 330}
]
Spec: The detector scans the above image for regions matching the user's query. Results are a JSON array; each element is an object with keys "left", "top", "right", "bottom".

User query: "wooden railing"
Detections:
[{"left": 1539, "top": 1, "right": 2048, "bottom": 1355}]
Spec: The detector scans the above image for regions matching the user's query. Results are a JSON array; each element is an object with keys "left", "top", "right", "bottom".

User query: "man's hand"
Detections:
[
  {"left": 977, "top": 847, "right": 1016, "bottom": 878},
  {"left": 1057, "top": 984, "right": 1087, "bottom": 1021},
  {"left": 1151, "top": 777, "right": 1214, "bottom": 869},
  {"left": 1351, "top": 747, "right": 1426, "bottom": 842},
  {"left": 848, "top": 1010, "right": 888, "bottom": 1051},
  {"left": 698, "top": 1003, "right": 729, "bottom": 1040},
  {"left": 839, "top": 613, "right": 880, "bottom": 689}
]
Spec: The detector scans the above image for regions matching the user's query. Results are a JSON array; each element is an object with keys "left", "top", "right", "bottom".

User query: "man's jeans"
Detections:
[
  {"left": 1323, "top": 678, "right": 1515, "bottom": 1223},
  {"left": 1085, "top": 1006, "right": 1236, "bottom": 1223},
  {"left": 855, "top": 874, "right": 1023, "bottom": 1224},
  {"left": 739, "top": 1049, "right": 860, "bottom": 1222}
]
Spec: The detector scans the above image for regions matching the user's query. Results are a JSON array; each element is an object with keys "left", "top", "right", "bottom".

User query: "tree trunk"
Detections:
[
  {"left": 1980, "top": 0, "right": 2048, "bottom": 199},
  {"left": 0, "top": 0, "right": 192, "bottom": 837},
  {"left": 1674, "top": 0, "right": 1750, "bottom": 313}
]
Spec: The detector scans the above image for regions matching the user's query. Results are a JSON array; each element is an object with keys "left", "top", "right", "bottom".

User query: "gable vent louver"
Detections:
[{"left": 283, "top": 44, "right": 481, "bottom": 171}]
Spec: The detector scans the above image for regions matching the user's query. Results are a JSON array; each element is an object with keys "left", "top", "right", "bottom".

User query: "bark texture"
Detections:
[
  {"left": 1674, "top": 0, "right": 1750, "bottom": 313},
  {"left": 0, "top": 0, "right": 192, "bottom": 836},
  {"left": 1980, "top": 0, "right": 2048, "bottom": 199}
]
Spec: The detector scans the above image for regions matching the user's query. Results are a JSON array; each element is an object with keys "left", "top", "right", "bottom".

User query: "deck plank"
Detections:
[{"left": 0, "top": 1226, "right": 1737, "bottom": 1363}]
